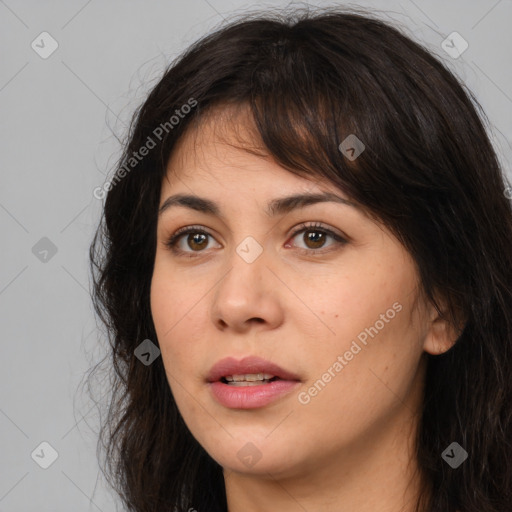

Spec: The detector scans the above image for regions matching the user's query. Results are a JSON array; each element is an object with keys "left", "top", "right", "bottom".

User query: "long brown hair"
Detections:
[{"left": 88, "top": 6, "right": 512, "bottom": 511}]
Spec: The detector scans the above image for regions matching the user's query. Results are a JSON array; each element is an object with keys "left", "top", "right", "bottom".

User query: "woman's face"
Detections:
[{"left": 150, "top": 106, "right": 448, "bottom": 479}]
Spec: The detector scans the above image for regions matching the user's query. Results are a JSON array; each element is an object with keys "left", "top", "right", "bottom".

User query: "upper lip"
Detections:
[{"left": 206, "top": 355, "right": 301, "bottom": 383}]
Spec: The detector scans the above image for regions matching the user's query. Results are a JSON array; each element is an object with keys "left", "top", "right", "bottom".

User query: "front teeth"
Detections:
[{"left": 224, "top": 373, "right": 275, "bottom": 383}]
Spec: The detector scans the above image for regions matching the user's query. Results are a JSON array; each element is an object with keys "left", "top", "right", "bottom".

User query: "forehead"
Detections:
[
  {"left": 158, "top": 110, "right": 385, "bottom": 237},
  {"left": 162, "top": 103, "right": 324, "bottom": 192}
]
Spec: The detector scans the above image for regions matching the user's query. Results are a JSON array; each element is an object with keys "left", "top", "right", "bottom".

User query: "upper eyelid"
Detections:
[{"left": 170, "top": 221, "right": 340, "bottom": 238}]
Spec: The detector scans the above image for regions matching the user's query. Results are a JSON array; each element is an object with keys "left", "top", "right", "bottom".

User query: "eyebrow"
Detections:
[{"left": 158, "top": 192, "right": 358, "bottom": 218}]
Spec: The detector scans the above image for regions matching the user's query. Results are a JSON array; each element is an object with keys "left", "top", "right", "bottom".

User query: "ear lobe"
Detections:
[{"left": 422, "top": 299, "right": 465, "bottom": 356}]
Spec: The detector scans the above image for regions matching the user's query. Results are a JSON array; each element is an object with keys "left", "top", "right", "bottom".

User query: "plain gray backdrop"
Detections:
[{"left": 1, "top": 1, "right": 511, "bottom": 511}]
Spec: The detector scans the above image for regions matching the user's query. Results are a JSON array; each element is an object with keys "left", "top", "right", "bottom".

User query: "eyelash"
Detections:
[{"left": 163, "top": 222, "right": 348, "bottom": 258}]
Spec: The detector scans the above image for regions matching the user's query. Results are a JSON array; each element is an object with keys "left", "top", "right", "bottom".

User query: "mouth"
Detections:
[
  {"left": 206, "top": 356, "right": 301, "bottom": 409},
  {"left": 206, "top": 355, "right": 301, "bottom": 384}
]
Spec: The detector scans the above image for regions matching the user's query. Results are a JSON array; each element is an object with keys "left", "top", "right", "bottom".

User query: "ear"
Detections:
[{"left": 422, "top": 297, "right": 465, "bottom": 356}]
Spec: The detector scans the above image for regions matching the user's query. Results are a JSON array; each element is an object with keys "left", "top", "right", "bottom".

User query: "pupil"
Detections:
[
  {"left": 189, "top": 233, "right": 207, "bottom": 250},
  {"left": 306, "top": 230, "right": 324, "bottom": 248}
]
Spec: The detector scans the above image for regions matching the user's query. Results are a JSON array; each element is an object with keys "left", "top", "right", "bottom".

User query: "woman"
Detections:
[{"left": 89, "top": 6, "right": 512, "bottom": 512}]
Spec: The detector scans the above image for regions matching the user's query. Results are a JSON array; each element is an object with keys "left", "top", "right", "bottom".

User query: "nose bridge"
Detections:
[
  {"left": 235, "top": 234, "right": 266, "bottom": 266},
  {"left": 211, "top": 233, "right": 279, "bottom": 328},
  {"left": 219, "top": 234, "right": 267, "bottom": 299}
]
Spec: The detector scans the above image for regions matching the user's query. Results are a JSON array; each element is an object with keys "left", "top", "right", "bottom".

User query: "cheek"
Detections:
[
  {"left": 150, "top": 263, "right": 203, "bottom": 371},
  {"left": 295, "top": 318, "right": 424, "bottom": 450},
  {"left": 294, "top": 254, "right": 424, "bottom": 411},
  {"left": 150, "top": 277, "right": 208, "bottom": 421},
  {"left": 288, "top": 250, "right": 415, "bottom": 348}
]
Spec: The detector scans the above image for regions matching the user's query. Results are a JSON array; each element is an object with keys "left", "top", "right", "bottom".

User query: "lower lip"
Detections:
[{"left": 209, "top": 379, "right": 300, "bottom": 409}]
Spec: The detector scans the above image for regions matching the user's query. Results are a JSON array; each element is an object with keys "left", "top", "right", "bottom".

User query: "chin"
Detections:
[{"left": 204, "top": 437, "right": 305, "bottom": 477}]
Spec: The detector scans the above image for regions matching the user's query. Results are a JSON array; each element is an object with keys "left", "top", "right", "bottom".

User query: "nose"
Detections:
[{"left": 210, "top": 241, "right": 284, "bottom": 332}]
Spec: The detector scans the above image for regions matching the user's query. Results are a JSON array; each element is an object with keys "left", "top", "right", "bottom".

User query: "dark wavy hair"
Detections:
[{"left": 88, "top": 5, "right": 512, "bottom": 512}]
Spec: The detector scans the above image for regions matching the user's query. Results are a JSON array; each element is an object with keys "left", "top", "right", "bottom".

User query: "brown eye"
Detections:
[
  {"left": 186, "top": 233, "right": 209, "bottom": 251},
  {"left": 165, "top": 226, "right": 220, "bottom": 255},
  {"left": 301, "top": 230, "right": 327, "bottom": 249},
  {"left": 165, "top": 222, "right": 347, "bottom": 258},
  {"left": 287, "top": 222, "right": 347, "bottom": 253}
]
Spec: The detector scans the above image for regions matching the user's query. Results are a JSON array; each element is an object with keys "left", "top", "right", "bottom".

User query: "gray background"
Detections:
[{"left": 1, "top": 1, "right": 511, "bottom": 511}]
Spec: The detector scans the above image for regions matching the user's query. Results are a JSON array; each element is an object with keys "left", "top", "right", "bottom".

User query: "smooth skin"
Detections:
[{"left": 150, "top": 104, "right": 458, "bottom": 512}]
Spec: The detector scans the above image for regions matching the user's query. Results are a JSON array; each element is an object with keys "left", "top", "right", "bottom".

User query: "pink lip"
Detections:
[
  {"left": 207, "top": 355, "right": 301, "bottom": 383},
  {"left": 206, "top": 355, "right": 301, "bottom": 409}
]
